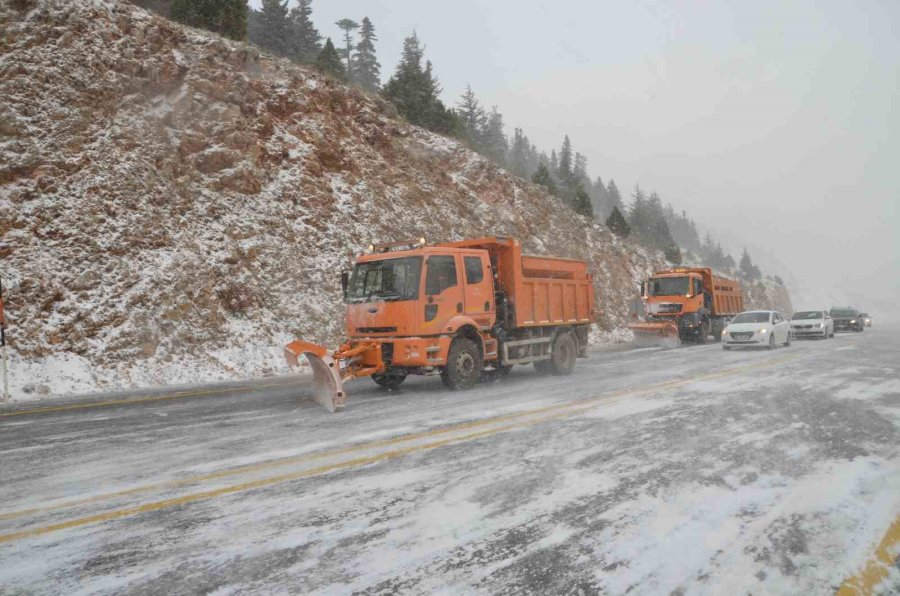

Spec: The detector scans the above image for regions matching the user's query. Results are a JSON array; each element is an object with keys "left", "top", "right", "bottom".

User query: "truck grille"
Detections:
[
  {"left": 730, "top": 332, "right": 753, "bottom": 340},
  {"left": 357, "top": 327, "right": 397, "bottom": 334},
  {"left": 381, "top": 342, "right": 394, "bottom": 365},
  {"left": 657, "top": 304, "right": 683, "bottom": 313}
]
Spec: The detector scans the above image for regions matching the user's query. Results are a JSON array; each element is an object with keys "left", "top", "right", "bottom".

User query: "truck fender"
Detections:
[{"left": 445, "top": 317, "right": 485, "bottom": 354}]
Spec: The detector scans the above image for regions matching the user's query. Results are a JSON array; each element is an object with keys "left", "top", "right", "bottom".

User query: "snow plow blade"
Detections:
[
  {"left": 628, "top": 322, "right": 681, "bottom": 349},
  {"left": 284, "top": 340, "right": 346, "bottom": 413}
]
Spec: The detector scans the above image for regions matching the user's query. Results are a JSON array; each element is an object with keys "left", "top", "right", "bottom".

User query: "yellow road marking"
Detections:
[
  {"left": 0, "top": 354, "right": 801, "bottom": 542},
  {"left": 0, "top": 412, "right": 581, "bottom": 545},
  {"left": 836, "top": 514, "right": 900, "bottom": 595},
  {"left": 0, "top": 379, "right": 303, "bottom": 419},
  {"left": 0, "top": 355, "right": 799, "bottom": 523}
]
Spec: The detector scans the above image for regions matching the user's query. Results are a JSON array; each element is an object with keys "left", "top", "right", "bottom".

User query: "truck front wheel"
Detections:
[
  {"left": 441, "top": 338, "right": 483, "bottom": 390},
  {"left": 549, "top": 332, "right": 577, "bottom": 375}
]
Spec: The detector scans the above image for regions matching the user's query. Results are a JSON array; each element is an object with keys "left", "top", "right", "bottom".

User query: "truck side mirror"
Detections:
[{"left": 340, "top": 270, "right": 349, "bottom": 300}]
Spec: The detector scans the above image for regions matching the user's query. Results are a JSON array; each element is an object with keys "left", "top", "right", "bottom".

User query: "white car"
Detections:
[
  {"left": 791, "top": 309, "right": 834, "bottom": 339},
  {"left": 722, "top": 310, "right": 792, "bottom": 350}
]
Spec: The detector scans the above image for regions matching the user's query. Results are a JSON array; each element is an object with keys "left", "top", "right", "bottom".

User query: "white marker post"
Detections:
[{"left": 0, "top": 277, "right": 8, "bottom": 402}]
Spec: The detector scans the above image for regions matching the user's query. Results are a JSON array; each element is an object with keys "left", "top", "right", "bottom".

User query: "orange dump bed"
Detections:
[
  {"left": 439, "top": 237, "right": 595, "bottom": 329},
  {"left": 709, "top": 273, "right": 743, "bottom": 316}
]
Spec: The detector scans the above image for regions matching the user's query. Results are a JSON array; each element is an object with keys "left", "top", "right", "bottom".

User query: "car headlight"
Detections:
[
  {"left": 850, "top": 320, "right": 856, "bottom": 324},
  {"left": 721, "top": 329, "right": 727, "bottom": 336},
  {"left": 759, "top": 328, "right": 768, "bottom": 334},
  {"left": 815, "top": 323, "right": 823, "bottom": 328}
]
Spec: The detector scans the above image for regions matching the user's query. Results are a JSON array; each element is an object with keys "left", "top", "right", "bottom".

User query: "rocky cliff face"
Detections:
[{"left": 0, "top": 0, "right": 790, "bottom": 398}]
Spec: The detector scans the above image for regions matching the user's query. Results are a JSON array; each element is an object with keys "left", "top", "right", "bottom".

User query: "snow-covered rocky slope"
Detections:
[{"left": 0, "top": 0, "right": 790, "bottom": 398}]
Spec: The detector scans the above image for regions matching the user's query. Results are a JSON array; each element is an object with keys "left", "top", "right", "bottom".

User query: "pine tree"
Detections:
[
  {"left": 531, "top": 163, "right": 558, "bottom": 196},
  {"left": 712, "top": 243, "right": 726, "bottom": 268},
  {"left": 606, "top": 179, "right": 624, "bottom": 212},
  {"left": 335, "top": 19, "right": 360, "bottom": 78},
  {"left": 627, "top": 186, "right": 682, "bottom": 257},
  {"left": 739, "top": 249, "right": 759, "bottom": 280},
  {"left": 573, "top": 184, "right": 594, "bottom": 217},
  {"left": 316, "top": 38, "right": 346, "bottom": 80},
  {"left": 664, "top": 243, "right": 683, "bottom": 264},
  {"left": 172, "top": 0, "right": 248, "bottom": 40},
  {"left": 723, "top": 251, "right": 736, "bottom": 270},
  {"left": 558, "top": 135, "right": 573, "bottom": 186},
  {"left": 508, "top": 128, "right": 530, "bottom": 178},
  {"left": 288, "top": 0, "right": 321, "bottom": 63},
  {"left": 591, "top": 176, "right": 610, "bottom": 218},
  {"left": 456, "top": 85, "right": 486, "bottom": 150},
  {"left": 351, "top": 17, "right": 380, "bottom": 91},
  {"left": 606, "top": 206, "right": 631, "bottom": 238},
  {"left": 481, "top": 107, "right": 508, "bottom": 166},
  {"left": 628, "top": 184, "right": 650, "bottom": 238},
  {"left": 549, "top": 150, "right": 559, "bottom": 179},
  {"left": 573, "top": 152, "right": 588, "bottom": 186},
  {"left": 382, "top": 33, "right": 457, "bottom": 135},
  {"left": 253, "top": 0, "right": 290, "bottom": 56}
]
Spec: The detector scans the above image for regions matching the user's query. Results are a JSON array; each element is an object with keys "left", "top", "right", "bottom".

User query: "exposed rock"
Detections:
[{"left": 0, "top": 0, "right": 790, "bottom": 394}]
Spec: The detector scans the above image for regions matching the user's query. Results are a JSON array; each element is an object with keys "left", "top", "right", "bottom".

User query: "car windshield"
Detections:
[
  {"left": 648, "top": 276, "right": 689, "bottom": 296},
  {"left": 831, "top": 309, "right": 856, "bottom": 317},
  {"left": 793, "top": 311, "right": 823, "bottom": 319},
  {"left": 731, "top": 312, "right": 771, "bottom": 324},
  {"left": 859, "top": 313, "right": 869, "bottom": 317},
  {"left": 347, "top": 256, "right": 422, "bottom": 303}
]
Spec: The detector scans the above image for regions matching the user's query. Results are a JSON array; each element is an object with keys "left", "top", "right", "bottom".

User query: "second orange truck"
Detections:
[{"left": 630, "top": 267, "right": 744, "bottom": 346}]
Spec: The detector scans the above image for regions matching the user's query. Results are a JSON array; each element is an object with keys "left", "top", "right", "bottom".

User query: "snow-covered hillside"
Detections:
[{"left": 0, "top": 0, "right": 790, "bottom": 399}]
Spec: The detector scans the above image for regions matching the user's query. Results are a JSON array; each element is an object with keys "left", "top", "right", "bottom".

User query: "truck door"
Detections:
[
  {"left": 461, "top": 252, "right": 494, "bottom": 327},
  {"left": 422, "top": 254, "right": 464, "bottom": 332}
]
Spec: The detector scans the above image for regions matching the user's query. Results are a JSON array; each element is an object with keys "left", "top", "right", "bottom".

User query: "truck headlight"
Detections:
[
  {"left": 850, "top": 320, "right": 856, "bottom": 324},
  {"left": 721, "top": 329, "right": 727, "bottom": 336}
]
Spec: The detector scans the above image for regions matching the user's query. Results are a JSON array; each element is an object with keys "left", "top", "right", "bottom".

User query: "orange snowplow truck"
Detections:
[
  {"left": 285, "top": 237, "right": 596, "bottom": 412},
  {"left": 630, "top": 267, "right": 743, "bottom": 346}
]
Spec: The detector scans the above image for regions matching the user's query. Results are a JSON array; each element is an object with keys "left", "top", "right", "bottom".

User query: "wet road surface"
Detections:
[{"left": 1, "top": 325, "right": 899, "bottom": 594}]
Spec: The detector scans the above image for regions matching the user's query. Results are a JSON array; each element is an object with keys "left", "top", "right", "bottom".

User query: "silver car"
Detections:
[{"left": 791, "top": 310, "right": 834, "bottom": 339}]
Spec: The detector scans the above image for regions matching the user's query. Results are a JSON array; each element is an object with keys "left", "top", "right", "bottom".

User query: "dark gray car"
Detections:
[{"left": 829, "top": 307, "right": 865, "bottom": 332}]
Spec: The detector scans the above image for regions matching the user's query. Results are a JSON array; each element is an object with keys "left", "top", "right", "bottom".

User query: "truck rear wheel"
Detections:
[
  {"left": 441, "top": 338, "right": 483, "bottom": 390},
  {"left": 549, "top": 332, "right": 577, "bottom": 375}
]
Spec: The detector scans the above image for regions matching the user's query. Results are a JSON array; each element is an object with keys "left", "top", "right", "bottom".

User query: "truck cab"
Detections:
[
  {"left": 343, "top": 242, "right": 498, "bottom": 373},
  {"left": 641, "top": 271, "right": 708, "bottom": 318},
  {"left": 346, "top": 245, "right": 495, "bottom": 341}
]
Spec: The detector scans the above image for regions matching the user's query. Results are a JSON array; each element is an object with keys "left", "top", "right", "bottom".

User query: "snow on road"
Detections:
[{"left": 0, "top": 326, "right": 898, "bottom": 594}]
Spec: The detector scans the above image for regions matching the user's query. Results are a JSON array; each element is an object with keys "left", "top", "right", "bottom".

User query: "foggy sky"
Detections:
[{"left": 256, "top": 0, "right": 899, "bottom": 313}]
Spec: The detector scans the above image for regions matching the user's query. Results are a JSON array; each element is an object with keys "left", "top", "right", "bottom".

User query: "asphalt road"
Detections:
[{"left": 1, "top": 325, "right": 898, "bottom": 594}]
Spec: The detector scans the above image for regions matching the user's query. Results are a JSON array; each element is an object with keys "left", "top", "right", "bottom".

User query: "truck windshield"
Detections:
[
  {"left": 648, "top": 276, "right": 689, "bottom": 297},
  {"left": 347, "top": 257, "right": 423, "bottom": 303},
  {"left": 793, "top": 311, "right": 822, "bottom": 319}
]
